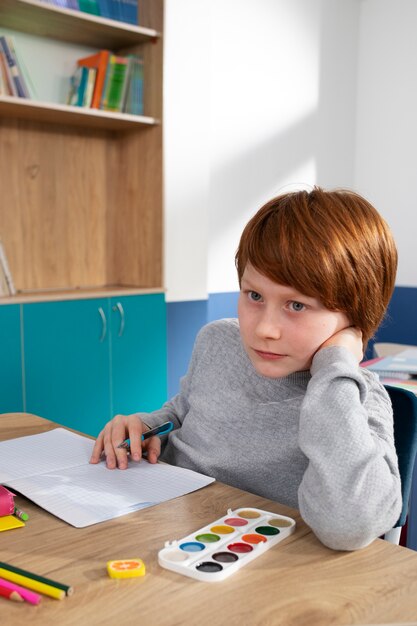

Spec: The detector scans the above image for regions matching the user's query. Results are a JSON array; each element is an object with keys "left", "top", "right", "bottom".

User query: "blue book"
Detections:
[
  {"left": 0, "top": 36, "right": 29, "bottom": 98},
  {"left": 107, "top": 0, "right": 122, "bottom": 20},
  {"left": 124, "top": 55, "right": 143, "bottom": 115},
  {"left": 119, "top": 0, "right": 138, "bottom": 24},
  {"left": 97, "top": 0, "right": 111, "bottom": 18},
  {"left": 76, "top": 66, "right": 89, "bottom": 106}
]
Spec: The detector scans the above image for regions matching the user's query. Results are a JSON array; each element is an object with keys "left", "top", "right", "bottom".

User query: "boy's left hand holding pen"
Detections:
[{"left": 89, "top": 417, "right": 173, "bottom": 470}]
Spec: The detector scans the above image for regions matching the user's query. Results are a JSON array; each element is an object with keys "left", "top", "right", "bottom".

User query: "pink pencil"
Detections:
[{"left": 0, "top": 577, "right": 41, "bottom": 605}]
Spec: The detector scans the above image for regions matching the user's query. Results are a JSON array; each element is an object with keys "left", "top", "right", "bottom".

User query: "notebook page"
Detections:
[
  {"left": 0, "top": 428, "right": 94, "bottom": 482},
  {"left": 7, "top": 459, "right": 215, "bottom": 527}
]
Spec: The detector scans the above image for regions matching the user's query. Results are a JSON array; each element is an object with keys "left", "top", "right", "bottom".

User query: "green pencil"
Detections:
[
  {"left": 13, "top": 507, "right": 29, "bottom": 521},
  {"left": 0, "top": 562, "right": 73, "bottom": 596}
]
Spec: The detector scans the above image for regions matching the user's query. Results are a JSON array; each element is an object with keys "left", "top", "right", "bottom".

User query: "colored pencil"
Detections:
[
  {"left": 0, "top": 568, "right": 65, "bottom": 600},
  {"left": 0, "top": 577, "right": 41, "bottom": 605},
  {"left": 0, "top": 562, "right": 72, "bottom": 596},
  {"left": 0, "top": 583, "right": 24, "bottom": 602},
  {"left": 14, "top": 506, "right": 29, "bottom": 521}
]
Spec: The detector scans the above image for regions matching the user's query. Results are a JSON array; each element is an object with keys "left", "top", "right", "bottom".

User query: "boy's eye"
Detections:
[
  {"left": 289, "top": 301, "right": 305, "bottom": 312},
  {"left": 248, "top": 290, "right": 262, "bottom": 302}
]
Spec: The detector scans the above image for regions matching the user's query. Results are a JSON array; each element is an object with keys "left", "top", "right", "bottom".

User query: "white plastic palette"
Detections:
[{"left": 158, "top": 507, "right": 296, "bottom": 582}]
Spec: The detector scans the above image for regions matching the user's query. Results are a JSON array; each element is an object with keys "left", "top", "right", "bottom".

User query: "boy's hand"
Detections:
[
  {"left": 89, "top": 413, "right": 161, "bottom": 469},
  {"left": 318, "top": 326, "right": 363, "bottom": 363}
]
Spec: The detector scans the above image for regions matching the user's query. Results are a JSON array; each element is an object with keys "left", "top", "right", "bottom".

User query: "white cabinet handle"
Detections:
[
  {"left": 112, "top": 302, "right": 125, "bottom": 337},
  {"left": 98, "top": 307, "right": 107, "bottom": 342}
]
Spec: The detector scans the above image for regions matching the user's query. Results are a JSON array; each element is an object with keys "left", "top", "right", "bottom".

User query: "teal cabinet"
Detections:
[
  {"left": 23, "top": 294, "right": 167, "bottom": 437},
  {"left": 0, "top": 304, "right": 23, "bottom": 412},
  {"left": 23, "top": 298, "right": 111, "bottom": 436},
  {"left": 110, "top": 293, "right": 167, "bottom": 416}
]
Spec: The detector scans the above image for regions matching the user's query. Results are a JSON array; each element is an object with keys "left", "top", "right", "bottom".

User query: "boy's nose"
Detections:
[{"left": 255, "top": 312, "right": 281, "bottom": 340}]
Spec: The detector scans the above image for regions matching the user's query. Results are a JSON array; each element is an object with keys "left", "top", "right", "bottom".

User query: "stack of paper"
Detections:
[{"left": 364, "top": 348, "right": 417, "bottom": 379}]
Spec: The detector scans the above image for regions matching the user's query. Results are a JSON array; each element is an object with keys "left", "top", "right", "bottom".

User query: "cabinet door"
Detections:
[
  {"left": 23, "top": 299, "right": 111, "bottom": 436},
  {"left": 110, "top": 294, "right": 167, "bottom": 417},
  {"left": 0, "top": 304, "right": 23, "bottom": 412}
]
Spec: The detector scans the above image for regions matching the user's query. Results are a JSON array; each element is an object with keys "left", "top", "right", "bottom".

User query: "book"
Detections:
[
  {"left": 123, "top": 54, "right": 144, "bottom": 115},
  {"left": 49, "top": 0, "right": 78, "bottom": 8},
  {"left": 0, "top": 239, "right": 16, "bottom": 296},
  {"left": 78, "top": 0, "right": 100, "bottom": 15},
  {"left": 66, "top": 66, "right": 83, "bottom": 105},
  {"left": 0, "top": 53, "right": 10, "bottom": 95},
  {"left": 83, "top": 67, "right": 97, "bottom": 107},
  {"left": 107, "top": 0, "right": 122, "bottom": 21},
  {"left": 0, "top": 256, "right": 9, "bottom": 296},
  {"left": 0, "top": 428, "right": 215, "bottom": 528},
  {"left": 119, "top": 0, "right": 138, "bottom": 24},
  {"left": 100, "top": 54, "right": 129, "bottom": 111},
  {"left": 380, "top": 378, "right": 417, "bottom": 396},
  {"left": 76, "top": 65, "right": 89, "bottom": 106},
  {"left": 0, "top": 36, "right": 30, "bottom": 98},
  {"left": 10, "top": 40, "right": 37, "bottom": 100},
  {"left": 77, "top": 49, "right": 110, "bottom": 109},
  {"left": 52, "top": 0, "right": 80, "bottom": 8},
  {"left": 97, "top": 0, "right": 112, "bottom": 19},
  {"left": 362, "top": 348, "right": 417, "bottom": 378}
]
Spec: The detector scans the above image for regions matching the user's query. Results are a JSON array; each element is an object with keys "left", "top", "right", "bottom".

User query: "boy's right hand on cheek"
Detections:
[
  {"left": 89, "top": 414, "right": 161, "bottom": 469},
  {"left": 319, "top": 326, "right": 363, "bottom": 363}
]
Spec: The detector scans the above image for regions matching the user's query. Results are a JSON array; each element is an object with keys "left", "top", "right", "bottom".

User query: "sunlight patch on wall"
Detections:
[
  {"left": 209, "top": 0, "right": 320, "bottom": 165},
  {"left": 207, "top": 157, "right": 317, "bottom": 294}
]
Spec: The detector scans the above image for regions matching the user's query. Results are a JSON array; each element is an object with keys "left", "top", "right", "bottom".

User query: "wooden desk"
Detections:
[{"left": 1, "top": 414, "right": 417, "bottom": 626}]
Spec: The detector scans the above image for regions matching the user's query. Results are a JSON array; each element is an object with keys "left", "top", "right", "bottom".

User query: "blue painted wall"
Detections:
[
  {"left": 166, "top": 292, "right": 238, "bottom": 397},
  {"left": 367, "top": 286, "right": 417, "bottom": 359}
]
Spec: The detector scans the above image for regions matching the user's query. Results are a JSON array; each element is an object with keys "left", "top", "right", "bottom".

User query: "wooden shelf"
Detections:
[
  {"left": 0, "top": 285, "right": 165, "bottom": 305},
  {"left": 0, "top": 0, "right": 160, "bottom": 49},
  {"left": 0, "top": 0, "right": 164, "bottom": 294},
  {"left": 0, "top": 96, "right": 159, "bottom": 130}
]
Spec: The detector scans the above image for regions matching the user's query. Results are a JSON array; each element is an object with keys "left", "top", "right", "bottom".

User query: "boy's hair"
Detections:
[{"left": 235, "top": 186, "right": 398, "bottom": 342}]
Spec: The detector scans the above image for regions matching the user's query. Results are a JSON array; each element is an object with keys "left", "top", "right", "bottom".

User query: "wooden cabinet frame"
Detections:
[{"left": 0, "top": 0, "right": 164, "bottom": 297}]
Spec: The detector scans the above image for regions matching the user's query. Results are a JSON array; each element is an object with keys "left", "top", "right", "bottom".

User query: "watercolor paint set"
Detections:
[{"left": 158, "top": 507, "right": 296, "bottom": 582}]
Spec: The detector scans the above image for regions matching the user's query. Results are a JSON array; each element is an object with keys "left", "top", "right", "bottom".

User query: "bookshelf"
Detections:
[
  {"left": 0, "top": 0, "right": 160, "bottom": 49},
  {"left": 0, "top": 96, "right": 158, "bottom": 130},
  {"left": 0, "top": 0, "right": 164, "bottom": 296},
  {"left": 0, "top": 0, "right": 167, "bottom": 431}
]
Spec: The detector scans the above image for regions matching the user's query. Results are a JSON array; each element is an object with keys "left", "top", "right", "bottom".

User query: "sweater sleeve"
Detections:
[{"left": 298, "top": 346, "right": 402, "bottom": 551}]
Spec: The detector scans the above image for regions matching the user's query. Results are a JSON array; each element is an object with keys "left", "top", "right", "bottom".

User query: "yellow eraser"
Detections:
[{"left": 107, "top": 559, "right": 146, "bottom": 579}]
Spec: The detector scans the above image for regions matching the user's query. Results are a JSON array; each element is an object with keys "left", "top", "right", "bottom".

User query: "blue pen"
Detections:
[{"left": 117, "top": 421, "right": 174, "bottom": 452}]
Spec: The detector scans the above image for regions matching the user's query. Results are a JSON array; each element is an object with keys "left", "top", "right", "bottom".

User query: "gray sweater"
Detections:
[{"left": 138, "top": 318, "right": 402, "bottom": 550}]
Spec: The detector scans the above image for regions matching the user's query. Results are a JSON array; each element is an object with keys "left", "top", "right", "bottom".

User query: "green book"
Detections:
[
  {"left": 78, "top": 0, "right": 101, "bottom": 16},
  {"left": 100, "top": 55, "right": 129, "bottom": 112}
]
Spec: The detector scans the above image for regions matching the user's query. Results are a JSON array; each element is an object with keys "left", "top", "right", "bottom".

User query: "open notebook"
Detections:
[{"left": 0, "top": 428, "right": 215, "bottom": 528}]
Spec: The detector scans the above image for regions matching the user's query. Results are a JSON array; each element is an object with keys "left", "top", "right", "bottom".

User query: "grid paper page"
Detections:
[
  {"left": 0, "top": 429, "right": 93, "bottom": 481},
  {"left": 0, "top": 428, "right": 215, "bottom": 526},
  {"left": 7, "top": 461, "right": 215, "bottom": 527}
]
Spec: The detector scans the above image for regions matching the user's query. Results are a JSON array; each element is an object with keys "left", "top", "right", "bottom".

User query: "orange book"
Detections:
[{"left": 77, "top": 49, "right": 110, "bottom": 109}]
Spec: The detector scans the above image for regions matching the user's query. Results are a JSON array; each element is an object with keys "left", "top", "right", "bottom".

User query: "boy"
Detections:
[{"left": 90, "top": 187, "right": 402, "bottom": 551}]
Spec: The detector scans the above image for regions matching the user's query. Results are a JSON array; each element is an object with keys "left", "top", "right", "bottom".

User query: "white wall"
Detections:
[
  {"left": 355, "top": 0, "right": 417, "bottom": 287},
  {"left": 163, "top": 0, "right": 211, "bottom": 302},
  {"left": 8, "top": 1, "right": 413, "bottom": 298},
  {"left": 164, "top": 0, "right": 361, "bottom": 301}
]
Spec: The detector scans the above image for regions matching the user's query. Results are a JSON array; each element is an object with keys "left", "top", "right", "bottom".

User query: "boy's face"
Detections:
[{"left": 238, "top": 264, "right": 350, "bottom": 378}]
